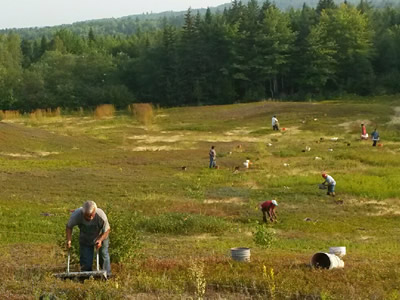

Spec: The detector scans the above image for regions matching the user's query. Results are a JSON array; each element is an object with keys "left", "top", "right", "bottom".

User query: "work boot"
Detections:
[
  {"left": 331, "top": 192, "right": 335, "bottom": 197},
  {"left": 327, "top": 192, "right": 330, "bottom": 195}
]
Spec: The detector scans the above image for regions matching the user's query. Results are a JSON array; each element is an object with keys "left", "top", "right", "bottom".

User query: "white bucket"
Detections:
[
  {"left": 311, "top": 252, "right": 344, "bottom": 269},
  {"left": 231, "top": 247, "right": 250, "bottom": 262},
  {"left": 329, "top": 246, "right": 346, "bottom": 257}
]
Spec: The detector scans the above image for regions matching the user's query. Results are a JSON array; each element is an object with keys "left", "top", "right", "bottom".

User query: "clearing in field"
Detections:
[{"left": 1, "top": 99, "right": 400, "bottom": 299}]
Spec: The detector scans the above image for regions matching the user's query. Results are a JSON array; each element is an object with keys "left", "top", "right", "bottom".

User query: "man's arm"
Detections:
[
  {"left": 270, "top": 207, "right": 277, "bottom": 221},
  {"left": 95, "top": 229, "right": 110, "bottom": 249},
  {"left": 66, "top": 226, "right": 73, "bottom": 249}
]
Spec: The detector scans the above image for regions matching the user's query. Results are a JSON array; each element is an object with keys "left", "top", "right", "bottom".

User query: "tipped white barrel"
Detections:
[
  {"left": 329, "top": 247, "right": 346, "bottom": 258},
  {"left": 311, "top": 252, "right": 344, "bottom": 269},
  {"left": 231, "top": 247, "right": 250, "bottom": 262}
]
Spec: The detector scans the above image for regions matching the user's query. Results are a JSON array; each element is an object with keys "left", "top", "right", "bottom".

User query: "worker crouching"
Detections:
[
  {"left": 322, "top": 173, "right": 336, "bottom": 197},
  {"left": 260, "top": 200, "right": 278, "bottom": 223},
  {"left": 66, "top": 201, "right": 111, "bottom": 276}
]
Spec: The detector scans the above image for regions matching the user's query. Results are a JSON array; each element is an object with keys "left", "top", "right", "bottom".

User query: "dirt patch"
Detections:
[
  {"left": 93, "top": 125, "right": 118, "bottom": 130},
  {"left": 0, "top": 152, "right": 33, "bottom": 158},
  {"left": 128, "top": 135, "right": 185, "bottom": 143},
  {"left": 224, "top": 127, "right": 252, "bottom": 136},
  {"left": 128, "top": 132, "right": 269, "bottom": 144},
  {"left": 36, "top": 151, "right": 60, "bottom": 157},
  {"left": 389, "top": 107, "right": 400, "bottom": 125},
  {"left": 204, "top": 197, "right": 245, "bottom": 204},
  {"left": 130, "top": 145, "right": 186, "bottom": 152},
  {"left": 282, "top": 126, "right": 301, "bottom": 135},
  {"left": 348, "top": 198, "right": 400, "bottom": 216},
  {"left": 241, "top": 181, "right": 261, "bottom": 190},
  {"left": 339, "top": 120, "right": 370, "bottom": 133},
  {"left": 366, "top": 207, "right": 400, "bottom": 216}
]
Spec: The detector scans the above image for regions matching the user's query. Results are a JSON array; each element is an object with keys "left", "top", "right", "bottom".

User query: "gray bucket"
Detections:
[{"left": 231, "top": 247, "right": 250, "bottom": 262}]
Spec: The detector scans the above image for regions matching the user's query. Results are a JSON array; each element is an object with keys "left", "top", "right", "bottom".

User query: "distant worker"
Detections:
[
  {"left": 209, "top": 146, "right": 216, "bottom": 168},
  {"left": 371, "top": 128, "right": 379, "bottom": 147},
  {"left": 272, "top": 115, "right": 279, "bottom": 131},
  {"left": 259, "top": 200, "right": 278, "bottom": 223},
  {"left": 361, "top": 123, "right": 368, "bottom": 140},
  {"left": 66, "top": 201, "right": 111, "bottom": 276},
  {"left": 321, "top": 173, "right": 336, "bottom": 197}
]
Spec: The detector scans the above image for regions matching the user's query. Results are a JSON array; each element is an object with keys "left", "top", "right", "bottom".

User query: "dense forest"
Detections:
[{"left": 1, "top": 0, "right": 400, "bottom": 111}]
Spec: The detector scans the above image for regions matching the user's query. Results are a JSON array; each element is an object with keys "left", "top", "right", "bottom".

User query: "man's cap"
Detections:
[
  {"left": 322, "top": 173, "right": 327, "bottom": 178},
  {"left": 272, "top": 200, "right": 278, "bottom": 206}
]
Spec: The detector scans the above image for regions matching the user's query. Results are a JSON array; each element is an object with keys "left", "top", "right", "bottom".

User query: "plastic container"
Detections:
[
  {"left": 329, "top": 246, "right": 346, "bottom": 257},
  {"left": 231, "top": 247, "right": 250, "bottom": 262},
  {"left": 311, "top": 252, "right": 344, "bottom": 269}
]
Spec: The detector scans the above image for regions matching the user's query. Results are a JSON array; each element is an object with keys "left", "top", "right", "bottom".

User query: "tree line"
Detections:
[{"left": 1, "top": 0, "right": 400, "bottom": 111}]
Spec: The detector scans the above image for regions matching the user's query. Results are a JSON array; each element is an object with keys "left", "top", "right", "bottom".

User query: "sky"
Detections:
[{"left": 0, "top": 0, "right": 229, "bottom": 29}]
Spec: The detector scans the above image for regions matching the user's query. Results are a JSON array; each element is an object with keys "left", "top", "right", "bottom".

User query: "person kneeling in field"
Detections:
[
  {"left": 371, "top": 128, "right": 380, "bottom": 147},
  {"left": 321, "top": 173, "right": 336, "bottom": 197},
  {"left": 272, "top": 115, "right": 279, "bottom": 131},
  {"left": 360, "top": 123, "right": 368, "bottom": 140},
  {"left": 260, "top": 200, "right": 278, "bottom": 223},
  {"left": 66, "top": 201, "right": 111, "bottom": 276}
]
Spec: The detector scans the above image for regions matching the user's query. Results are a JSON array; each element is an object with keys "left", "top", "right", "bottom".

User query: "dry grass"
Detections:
[
  {"left": 94, "top": 104, "right": 116, "bottom": 119},
  {"left": 129, "top": 103, "right": 154, "bottom": 126},
  {"left": 0, "top": 110, "right": 21, "bottom": 120},
  {"left": 29, "top": 108, "right": 62, "bottom": 120}
]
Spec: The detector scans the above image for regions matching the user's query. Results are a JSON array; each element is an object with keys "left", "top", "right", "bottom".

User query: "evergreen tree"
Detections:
[
  {"left": 0, "top": 34, "right": 23, "bottom": 109},
  {"left": 88, "top": 27, "right": 96, "bottom": 45},
  {"left": 357, "top": 0, "right": 373, "bottom": 13},
  {"left": 316, "top": 4, "right": 374, "bottom": 93},
  {"left": 257, "top": 6, "right": 296, "bottom": 98},
  {"left": 316, "top": 0, "right": 337, "bottom": 15}
]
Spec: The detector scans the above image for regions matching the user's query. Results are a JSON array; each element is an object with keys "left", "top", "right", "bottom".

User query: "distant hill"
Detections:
[{"left": 0, "top": 0, "right": 398, "bottom": 39}]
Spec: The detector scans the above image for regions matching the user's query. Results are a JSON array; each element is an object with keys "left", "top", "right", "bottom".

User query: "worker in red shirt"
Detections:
[{"left": 259, "top": 200, "right": 278, "bottom": 223}]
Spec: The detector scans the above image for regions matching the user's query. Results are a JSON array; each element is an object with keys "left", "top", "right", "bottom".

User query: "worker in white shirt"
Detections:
[{"left": 272, "top": 115, "right": 279, "bottom": 131}]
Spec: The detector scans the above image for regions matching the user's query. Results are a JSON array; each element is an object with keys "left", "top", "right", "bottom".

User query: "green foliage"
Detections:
[
  {"left": 0, "top": 2, "right": 399, "bottom": 109},
  {"left": 253, "top": 224, "right": 276, "bottom": 248},
  {"left": 137, "top": 213, "right": 230, "bottom": 235},
  {"left": 107, "top": 209, "right": 142, "bottom": 263}
]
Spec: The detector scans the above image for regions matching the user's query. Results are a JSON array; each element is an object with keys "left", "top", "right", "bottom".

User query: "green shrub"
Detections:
[
  {"left": 253, "top": 225, "right": 276, "bottom": 248},
  {"left": 136, "top": 213, "right": 230, "bottom": 235},
  {"left": 107, "top": 209, "right": 142, "bottom": 263}
]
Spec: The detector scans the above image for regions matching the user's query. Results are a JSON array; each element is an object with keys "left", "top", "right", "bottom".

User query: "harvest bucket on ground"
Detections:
[
  {"left": 231, "top": 247, "right": 250, "bottom": 262},
  {"left": 311, "top": 252, "right": 344, "bottom": 269}
]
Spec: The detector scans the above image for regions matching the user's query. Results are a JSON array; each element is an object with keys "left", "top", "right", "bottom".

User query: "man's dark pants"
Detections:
[
  {"left": 80, "top": 238, "right": 111, "bottom": 275},
  {"left": 262, "top": 207, "right": 271, "bottom": 223}
]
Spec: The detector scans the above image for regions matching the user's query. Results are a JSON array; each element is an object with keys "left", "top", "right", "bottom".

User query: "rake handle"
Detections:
[
  {"left": 67, "top": 248, "right": 70, "bottom": 274},
  {"left": 96, "top": 249, "right": 100, "bottom": 271}
]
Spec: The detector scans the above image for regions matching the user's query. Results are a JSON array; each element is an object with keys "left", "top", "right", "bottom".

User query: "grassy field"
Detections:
[{"left": 1, "top": 98, "right": 400, "bottom": 299}]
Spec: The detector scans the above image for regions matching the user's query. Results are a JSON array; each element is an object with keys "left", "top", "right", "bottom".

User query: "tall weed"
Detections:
[
  {"left": 94, "top": 104, "right": 115, "bottom": 119},
  {"left": 129, "top": 103, "right": 154, "bottom": 125},
  {"left": 0, "top": 110, "right": 20, "bottom": 120}
]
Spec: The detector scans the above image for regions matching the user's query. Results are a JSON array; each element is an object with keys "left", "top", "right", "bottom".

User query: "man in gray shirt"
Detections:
[{"left": 66, "top": 201, "right": 111, "bottom": 275}]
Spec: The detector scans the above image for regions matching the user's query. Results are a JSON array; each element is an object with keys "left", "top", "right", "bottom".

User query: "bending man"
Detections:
[
  {"left": 322, "top": 173, "right": 336, "bottom": 197},
  {"left": 260, "top": 199, "right": 278, "bottom": 223},
  {"left": 66, "top": 201, "right": 111, "bottom": 275}
]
